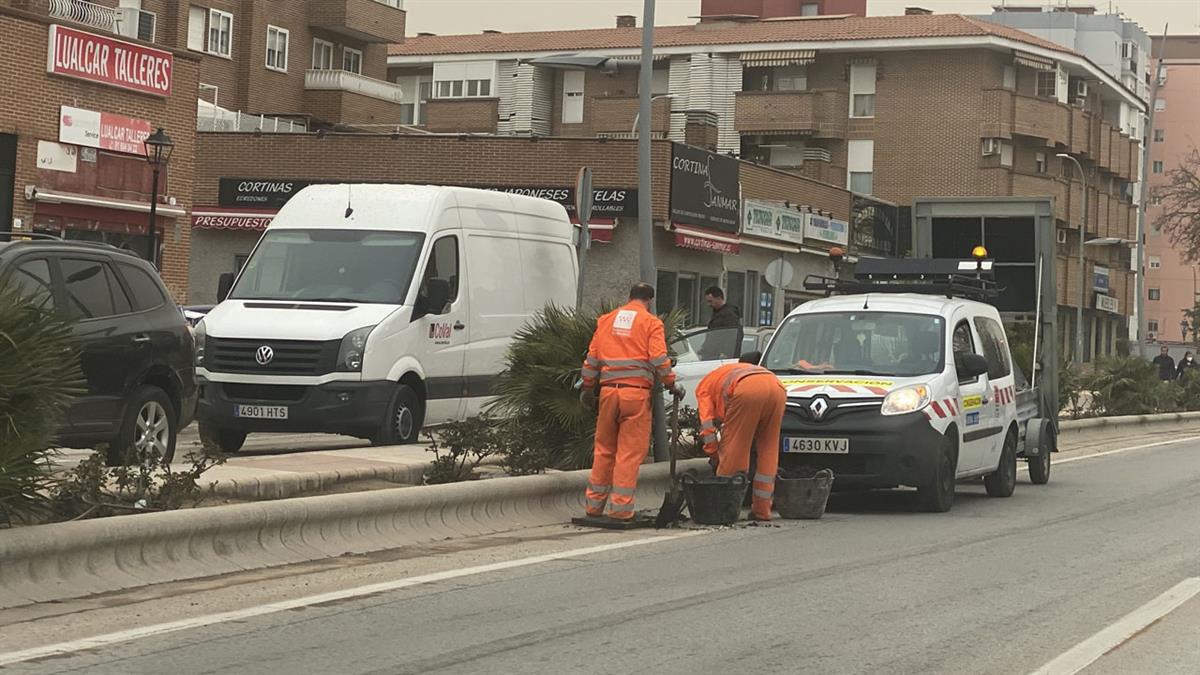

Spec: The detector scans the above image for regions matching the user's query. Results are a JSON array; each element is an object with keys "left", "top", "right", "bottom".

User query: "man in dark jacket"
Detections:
[
  {"left": 1153, "top": 346, "right": 1176, "bottom": 381},
  {"left": 701, "top": 287, "right": 743, "bottom": 360},
  {"left": 705, "top": 287, "right": 741, "bottom": 330}
]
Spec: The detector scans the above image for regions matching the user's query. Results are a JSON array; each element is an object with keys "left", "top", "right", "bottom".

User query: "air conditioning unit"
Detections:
[
  {"left": 1075, "top": 80, "right": 1088, "bottom": 98},
  {"left": 982, "top": 138, "right": 1000, "bottom": 156},
  {"left": 1073, "top": 98, "right": 1087, "bottom": 108},
  {"left": 1057, "top": 229, "right": 1068, "bottom": 244},
  {"left": 116, "top": 8, "right": 156, "bottom": 43}
]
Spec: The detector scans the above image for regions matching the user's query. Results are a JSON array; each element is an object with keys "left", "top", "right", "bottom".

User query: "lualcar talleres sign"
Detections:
[
  {"left": 670, "top": 143, "right": 741, "bottom": 234},
  {"left": 742, "top": 200, "right": 806, "bottom": 245}
]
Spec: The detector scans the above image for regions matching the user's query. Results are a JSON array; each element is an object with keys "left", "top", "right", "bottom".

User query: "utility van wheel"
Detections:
[
  {"left": 985, "top": 432, "right": 1018, "bottom": 498},
  {"left": 918, "top": 435, "right": 957, "bottom": 513},
  {"left": 1028, "top": 429, "right": 1053, "bottom": 485},
  {"left": 110, "top": 386, "right": 177, "bottom": 466},
  {"left": 198, "top": 424, "right": 247, "bottom": 453},
  {"left": 373, "top": 384, "right": 424, "bottom": 446}
]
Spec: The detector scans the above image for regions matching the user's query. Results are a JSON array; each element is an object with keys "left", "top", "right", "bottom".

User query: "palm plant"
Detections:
[
  {"left": 1086, "top": 356, "right": 1174, "bottom": 417},
  {"left": 489, "top": 302, "right": 686, "bottom": 471},
  {"left": 0, "top": 280, "right": 82, "bottom": 526}
]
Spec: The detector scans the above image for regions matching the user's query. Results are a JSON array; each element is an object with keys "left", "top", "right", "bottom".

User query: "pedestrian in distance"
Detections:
[
  {"left": 580, "top": 283, "right": 684, "bottom": 521},
  {"left": 1152, "top": 346, "right": 1176, "bottom": 382},
  {"left": 695, "top": 351, "right": 786, "bottom": 521},
  {"left": 1177, "top": 351, "right": 1197, "bottom": 381},
  {"left": 701, "top": 286, "right": 744, "bottom": 360},
  {"left": 704, "top": 286, "right": 741, "bottom": 330}
]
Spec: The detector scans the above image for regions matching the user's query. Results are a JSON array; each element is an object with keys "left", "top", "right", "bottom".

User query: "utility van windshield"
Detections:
[
  {"left": 763, "top": 311, "right": 946, "bottom": 377},
  {"left": 230, "top": 229, "right": 426, "bottom": 304}
]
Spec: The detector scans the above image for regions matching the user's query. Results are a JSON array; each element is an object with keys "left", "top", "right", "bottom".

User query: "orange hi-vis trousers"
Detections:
[
  {"left": 585, "top": 385, "right": 651, "bottom": 520},
  {"left": 714, "top": 376, "right": 786, "bottom": 521}
]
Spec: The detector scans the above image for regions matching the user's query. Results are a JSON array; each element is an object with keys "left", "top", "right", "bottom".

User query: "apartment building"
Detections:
[
  {"left": 1145, "top": 35, "right": 1200, "bottom": 343},
  {"left": 386, "top": 8, "right": 1144, "bottom": 359}
]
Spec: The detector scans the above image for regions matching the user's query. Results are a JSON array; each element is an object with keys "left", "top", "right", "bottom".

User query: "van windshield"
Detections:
[
  {"left": 763, "top": 311, "right": 945, "bottom": 377},
  {"left": 230, "top": 229, "right": 426, "bottom": 304}
]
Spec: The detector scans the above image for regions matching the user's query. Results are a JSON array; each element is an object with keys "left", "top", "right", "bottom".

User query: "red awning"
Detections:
[
  {"left": 672, "top": 223, "right": 741, "bottom": 255},
  {"left": 192, "top": 207, "right": 277, "bottom": 231},
  {"left": 33, "top": 202, "right": 169, "bottom": 235},
  {"left": 574, "top": 218, "right": 615, "bottom": 243}
]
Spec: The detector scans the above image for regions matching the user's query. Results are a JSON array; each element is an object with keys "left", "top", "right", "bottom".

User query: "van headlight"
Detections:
[
  {"left": 194, "top": 321, "right": 206, "bottom": 367},
  {"left": 337, "top": 325, "right": 376, "bottom": 372},
  {"left": 881, "top": 385, "right": 932, "bottom": 416}
]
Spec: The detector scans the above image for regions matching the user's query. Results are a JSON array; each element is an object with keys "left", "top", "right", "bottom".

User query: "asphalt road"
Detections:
[{"left": 6, "top": 434, "right": 1200, "bottom": 675}]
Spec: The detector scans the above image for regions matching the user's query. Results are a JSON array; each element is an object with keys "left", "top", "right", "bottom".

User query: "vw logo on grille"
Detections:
[
  {"left": 255, "top": 345, "right": 275, "bottom": 366},
  {"left": 808, "top": 397, "right": 830, "bottom": 420}
]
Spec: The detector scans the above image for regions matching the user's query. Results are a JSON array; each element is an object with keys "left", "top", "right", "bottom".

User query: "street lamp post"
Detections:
[
  {"left": 631, "top": 94, "right": 675, "bottom": 134},
  {"left": 1058, "top": 153, "right": 1087, "bottom": 364},
  {"left": 143, "top": 128, "right": 174, "bottom": 269}
]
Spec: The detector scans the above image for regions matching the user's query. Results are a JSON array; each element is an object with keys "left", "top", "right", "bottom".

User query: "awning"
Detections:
[
  {"left": 672, "top": 224, "right": 741, "bottom": 255},
  {"left": 573, "top": 217, "right": 615, "bottom": 243},
  {"left": 740, "top": 236, "right": 799, "bottom": 253},
  {"left": 741, "top": 50, "right": 816, "bottom": 67},
  {"left": 192, "top": 207, "right": 276, "bottom": 231},
  {"left": 26, "top": 187, "right": 186, "bottom": 218},
  {"left": 608, "top": 54, "right": 670, "bottom": 62},
  {"left": 1014, "top": 51, "right": 1056, "bottom": 71}
]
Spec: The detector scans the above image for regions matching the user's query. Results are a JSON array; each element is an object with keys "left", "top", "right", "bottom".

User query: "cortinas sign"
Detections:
[
  {"left": 742, "top": 200, "right": 806, "bottom": 245},
  {"left": 46, "top": 25, "right": 172, "bottom": 96},
  {"left": 670, "top": 143, "right": 740, "bottom": 234}
]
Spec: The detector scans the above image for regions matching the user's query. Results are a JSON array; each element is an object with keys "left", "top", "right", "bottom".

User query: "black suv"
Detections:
[{"left": 0, "top": 236, "right": 197, "bottom": 464}]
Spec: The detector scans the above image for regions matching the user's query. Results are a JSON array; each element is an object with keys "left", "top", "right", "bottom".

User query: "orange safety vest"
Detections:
[
  {"left": 695, "top": 362, "right": 780, "bottom": 451},
  {"left": 581, "top": 301, "right": 675, "bottom": 389}
]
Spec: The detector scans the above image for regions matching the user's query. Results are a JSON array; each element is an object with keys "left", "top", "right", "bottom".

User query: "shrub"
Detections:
[
  {"left": 423, "top": 416, "right": 502, "bottom": 484},
  {"left": 0, "top": 280, "right": 82, "bottom": 526},
  {"left": 1086, "top": 356, "right": 1175, "bottom": 417}
]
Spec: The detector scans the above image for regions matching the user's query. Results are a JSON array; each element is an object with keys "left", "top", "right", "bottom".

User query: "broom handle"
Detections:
[{"left": 670, "top": 397, "right": 680, "bottom": 477}]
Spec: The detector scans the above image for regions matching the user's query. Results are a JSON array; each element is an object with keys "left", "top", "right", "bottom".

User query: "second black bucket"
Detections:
[
  {"left": 681, "top": 473, "right": 748, "bottom": 525},
  {"left": 774, "top": 469, "right": 835, "bottom": 520}
]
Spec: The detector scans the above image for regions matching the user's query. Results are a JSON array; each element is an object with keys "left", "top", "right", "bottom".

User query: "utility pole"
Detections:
[
  {"left": 1136, "top": 24, "right": 1169, "bottom": 345},
  {"left": 1058, "top": 153, "right": 1087, "bottom": 364}
]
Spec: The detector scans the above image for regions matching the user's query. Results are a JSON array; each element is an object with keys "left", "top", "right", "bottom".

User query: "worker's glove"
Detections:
[
  {"left": 670, "top": 384, "right": 686, "bottom": 400},
  {"left": 580, "top": 388, "right": 597, "bottom": 410}
]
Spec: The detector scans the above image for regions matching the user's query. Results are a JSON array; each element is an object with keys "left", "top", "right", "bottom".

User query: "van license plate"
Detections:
[
  {"left": 783, "top": 437, "right": 849, "bottom": 454},
  {"left": 234, "top": 404, "right": 288, "bottom": 420}
]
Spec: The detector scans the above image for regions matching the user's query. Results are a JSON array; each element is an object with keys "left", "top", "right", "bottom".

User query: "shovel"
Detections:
[{"left": 654, "top": 397, "right": 686, "bottom": 528}]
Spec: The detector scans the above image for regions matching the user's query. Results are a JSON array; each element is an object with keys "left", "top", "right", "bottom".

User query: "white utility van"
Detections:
[{"left": 193, "top": 184, "right": 578, "bottom": 451}]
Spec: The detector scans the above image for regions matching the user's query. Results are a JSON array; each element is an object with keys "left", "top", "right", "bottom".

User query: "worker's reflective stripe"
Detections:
[
  {"left": 700, "top": 421, "right": 717, "bottom": 432},
  {"left": 650, "top": 355, "right": 671, "bottom": 367},
  {"left": 581, "top": 367, "right": 599, "bottom": 378},
  {"left": 600, "top": 370, "right": 654, "bottom": 383},
  {"left": 720, "top": 365, "right": 774, "bottom": 407},
  {"left": 586, "top": 497, "right": 607, "bottom": 509},
  {"left": 600, "top": 358, "right": 656, "bottom": 369},
  {"left": 700, "top": 431, "right": 718, "bottom": 443},
  {"left": 753, "top": 488, "right": 773, "bottom": 499},
  {"left": 587, "top": 483, "right": 611, "bottom": 494},
  {"left": 585, "top": 356, "right": 601, "bottom": 366},
  {"left": 754, "top": 473, "right": 774, "bottom": 484},
  {"left": 610, "top": 485, "right": 636, "bottom": 497}
]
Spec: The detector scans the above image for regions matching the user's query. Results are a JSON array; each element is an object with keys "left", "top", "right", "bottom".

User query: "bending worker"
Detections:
[
  {"left": 580, "top": 283, "right": 683, "bottom": 521},
  {"left": 696, "top": 354, "right": 786, "bottom": 521}
]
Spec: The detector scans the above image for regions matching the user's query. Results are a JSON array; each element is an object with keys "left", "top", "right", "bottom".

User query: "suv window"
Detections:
[
  {"left": 119, "top": 263, "right": 167, "bottom": 312},
  {"left": 952, "top": 320, "right": 978, "bottom": 384},
  {"left": 9, "top": 258, "right": 56, "bottom": 310},
  {"left": 61, "top": 258, "right": 132, "bottom": 320},
  {"left": 973, "top": 316, "right": 1012, "bottom": 379}
]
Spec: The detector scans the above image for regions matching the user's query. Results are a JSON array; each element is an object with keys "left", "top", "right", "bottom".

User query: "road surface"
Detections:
[{"left": 6, "top": 433, "right": 1200, "bottom": 674}]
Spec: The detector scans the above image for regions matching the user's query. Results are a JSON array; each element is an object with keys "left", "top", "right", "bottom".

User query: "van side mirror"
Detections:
[
  {"left": 739, "top": 351, "right": 763, "bottom": 365},
  {"left": 217, "top": 273, "right": 235, "bottom": 303},
  {"left": 414, "top": 278, "right": 450, "bottom": 320},
  {"left": 956, "top": 353, "right": 990, "bottom": 380}
]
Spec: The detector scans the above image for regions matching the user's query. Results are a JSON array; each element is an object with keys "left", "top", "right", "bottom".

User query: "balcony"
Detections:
[
  {"left": 304, "top": 69, "right": 405, "bottom": 125},
  {"left": 589, "top": 96, "right": 671, "bottom": 136},
  {"left": 734, "top": 90, "right": 846, "bottom": 138},
  {"left": 424, "top": 98, "right": 499, "bottom": 134},
  {"left": 308, "top": 0, "right": 405, "bottom": 44},
  {"left": 43, "top": 0, "right": 118, "bottom": 32},
  {"left": 1012, "top": 94, "right": 1070, "bottom": 145}
]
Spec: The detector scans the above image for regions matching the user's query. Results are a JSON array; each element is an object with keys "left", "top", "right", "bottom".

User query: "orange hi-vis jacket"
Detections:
[
  {"left": 696, "top": 362, "right": 781, "bottom": 453},
  {"left": 581, "top": 301, "right": 676, "bottom": 390}
]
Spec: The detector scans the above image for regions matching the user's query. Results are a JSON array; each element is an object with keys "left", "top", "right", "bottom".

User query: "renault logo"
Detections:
[
  {"left": 255, "top": 345, "right": 274, "bottom": 366},
  {"left": 808, "top": 397, "right": 829, "bottom": 420}
]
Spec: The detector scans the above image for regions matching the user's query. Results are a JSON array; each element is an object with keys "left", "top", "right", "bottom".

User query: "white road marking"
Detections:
[
  {"left": 0, "top": 533, "right": 701, "bottom": 667},
  {"left": 1029, "top": 577, "right": 1200, "bottom": 675}
]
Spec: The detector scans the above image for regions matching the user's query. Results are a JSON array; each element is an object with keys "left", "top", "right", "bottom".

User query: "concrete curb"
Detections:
[
  {"left": 209, "top": 462, "right": 427, "bottom": 501},
  {"left": 0, "top": 458, "right": 710, "bottom": 611},
  {"left": 1058, "top": 411, "right": 1200, "bottom": 444}
]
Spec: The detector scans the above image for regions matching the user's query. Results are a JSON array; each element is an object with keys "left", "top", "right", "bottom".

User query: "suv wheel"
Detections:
[
  {"left": 110, "top": 386, "right": 177, "bottom": 466},
  {"left": 918, "top": 434, "right": 957, "bottom": 513},
  {"left": 198, "top": 423, "right": 247, "bottom": 453},
  {"left": 373, "top": 384, "right": 424, "bottom": 446},
  {"left": 985, "top": 431, "right": 1018, "bottom": 498}
]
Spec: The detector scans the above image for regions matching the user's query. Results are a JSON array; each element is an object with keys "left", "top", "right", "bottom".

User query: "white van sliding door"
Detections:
[{"left": 462, "top": 231, "right": 527, "bottom": 417}]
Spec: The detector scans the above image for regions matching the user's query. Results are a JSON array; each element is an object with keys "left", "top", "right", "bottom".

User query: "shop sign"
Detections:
[
  {"left": 674, "top": 232, "right": 740, "bottom": 255},
  {"left": 669, "top": 143, "right": 740, "bottom": 234},
  {"left": 192, "top": 213, "right": 274, "bottom": 230},
  {"left": 219, "top": 179, "right": 313, "bottom": 208},
  {"left": 47, "top": 25, "right": 173, "bottom": 96},
  {"left": 1093, "top": 266, "right": 1110, "bottom": 292},
  {"left": 36, "top": 141, "right": 77, "bottom": 173},
  {"left": 806, "top": 214, "right": 850, "bottom": 247},
  {"left": 1095, "top": 293, "right": 1119, "bottom": 314},
  {"left": 742, "top": 199, "right": 806, "bottom": 244},
  {"left": 59, "top": 105, "right": 153, "bottom": 157}
]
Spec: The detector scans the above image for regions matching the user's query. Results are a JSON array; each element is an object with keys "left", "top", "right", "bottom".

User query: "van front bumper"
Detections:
[
  {"left": 778, "top": 410, "right": 945, "bottom": 489},
  {"left": 196, "top": 377, "right": 393, "bottom": 437}
]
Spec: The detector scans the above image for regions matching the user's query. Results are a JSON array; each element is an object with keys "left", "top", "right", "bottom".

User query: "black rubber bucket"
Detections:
[
  {"left": 774, "top": 469, "right": 835, "bottom": 520},
  {"left": 681, "top": 473, "right": 748, "bottom": 525}
]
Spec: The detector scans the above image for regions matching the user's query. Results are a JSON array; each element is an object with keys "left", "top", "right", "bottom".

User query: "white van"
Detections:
[{"left": 193, "top": 184, "right": 578, "bottom": 451}]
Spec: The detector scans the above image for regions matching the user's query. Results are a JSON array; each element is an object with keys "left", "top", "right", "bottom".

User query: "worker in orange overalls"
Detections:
[
  {"left": 696, "top": 355, "right": 786, "bottom": 521},
  {"left": 580, "top": 283, "right": 683, "bottom": 521}
]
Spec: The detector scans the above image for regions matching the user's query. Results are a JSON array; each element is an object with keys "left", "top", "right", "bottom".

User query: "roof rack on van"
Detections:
[{"left": 804, "top": 257, "right": 1001, "bottom": 301}]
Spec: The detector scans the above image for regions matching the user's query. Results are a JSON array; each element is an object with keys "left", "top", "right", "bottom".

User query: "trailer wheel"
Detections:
[{"left": 1028, "top": 425, "right": 1053, "bottom": 485}]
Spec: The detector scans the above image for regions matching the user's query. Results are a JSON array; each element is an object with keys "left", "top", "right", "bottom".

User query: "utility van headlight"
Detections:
[
  {"left": 337, "top": 325, "right": 376, "bottom": 372},
  {"left": 881, "top": 385, "right": 932, "bottom": 416}
]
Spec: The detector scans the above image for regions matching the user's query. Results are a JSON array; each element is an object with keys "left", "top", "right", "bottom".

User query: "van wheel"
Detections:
[
  {"left": 1028, "top": 428, "right": 1053, "bottom": 485},
  {"left": 373, "top": 384, "right": 424, "bottom": 446},
  {"left": 985, "top": 431, "right": 1018, "bottom": 498},
  {"left": 110, "top": 386, "right": 177, "bottom": 466},
  {"left": 918, "top": 435, "right": 957, "bottom": 513},
  {"left": 198, "top": 423, "right": 247, "bottom": 453}
]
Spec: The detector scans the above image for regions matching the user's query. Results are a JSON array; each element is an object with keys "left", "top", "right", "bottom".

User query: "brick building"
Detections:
[
  {"left": 1145, "top": 35, "right": 1200, "bottom": 343},
  {"left": 0, "top": 1, "right": 200, "bottom": 300},
  {"left": 386, "top": 8, "right": 1145, "bottom": 359}
]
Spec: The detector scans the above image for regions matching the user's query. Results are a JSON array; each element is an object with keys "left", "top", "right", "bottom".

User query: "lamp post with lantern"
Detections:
[{"left": 143, "top": 128, "right": 174, "bottom": 268}]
